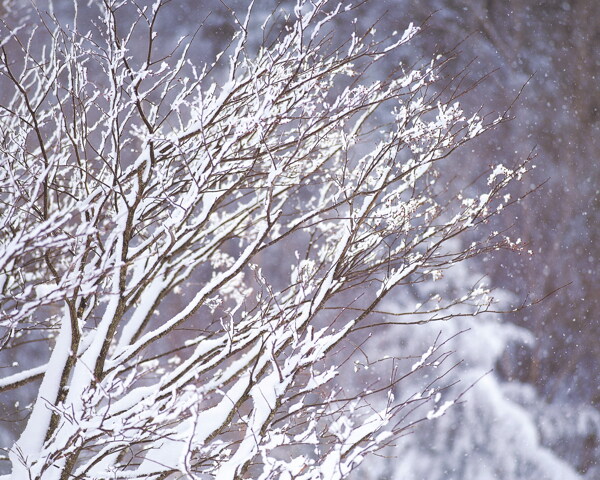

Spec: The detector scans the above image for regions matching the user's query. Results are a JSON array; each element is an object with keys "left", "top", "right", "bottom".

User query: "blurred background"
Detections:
[{"left": 0, "top": 0, "right": 598, "bottom": 478}]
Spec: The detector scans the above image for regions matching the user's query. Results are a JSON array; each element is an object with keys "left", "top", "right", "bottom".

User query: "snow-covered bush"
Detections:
[
  {"left": 356, "top": 264, "right": 582, "bottom": 480},
  {"left": 0, "top": 1, "right": 530, "bottom": 478}
]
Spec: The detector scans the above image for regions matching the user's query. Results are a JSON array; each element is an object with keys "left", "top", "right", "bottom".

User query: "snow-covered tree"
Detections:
[
  {"left": 354, "top": 263, "right": 583, "bottom": 480},
  {"left": 0, "top": 1, "right": 530, "bottom": 478}
]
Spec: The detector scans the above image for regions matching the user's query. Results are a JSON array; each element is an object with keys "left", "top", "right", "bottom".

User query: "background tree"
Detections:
[{"left": 0, "top": 1, "right": 530, "bottom": 478}]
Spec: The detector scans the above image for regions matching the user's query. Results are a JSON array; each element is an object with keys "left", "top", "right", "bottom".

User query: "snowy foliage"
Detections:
[
  {"left": 0, "top": 1, "right": 530, "bottom": 478},
  {"left": 355, "top": 265, "right": 583, "bottom": 480}
]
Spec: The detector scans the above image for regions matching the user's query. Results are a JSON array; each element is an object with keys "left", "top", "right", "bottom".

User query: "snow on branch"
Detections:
[{"left": 0, "top": 0, "right": 531, "bottom": 478}]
